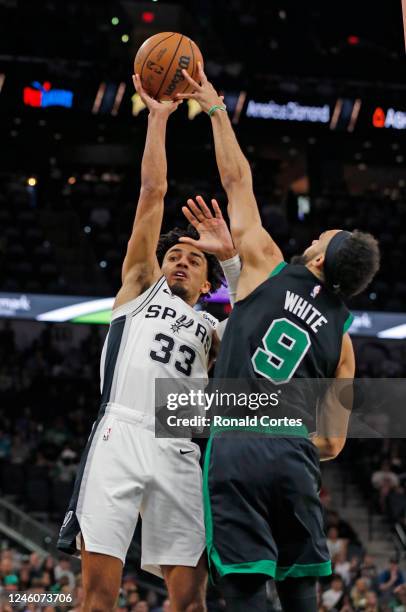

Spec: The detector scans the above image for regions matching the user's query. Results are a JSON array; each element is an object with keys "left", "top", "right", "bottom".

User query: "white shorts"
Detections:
[{"left": 57, "top": 404, "right": 205, "bottom": 578}]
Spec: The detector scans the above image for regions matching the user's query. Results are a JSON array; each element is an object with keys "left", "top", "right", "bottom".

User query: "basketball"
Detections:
[{"left": 134, "top": 32, "right": 203, "bottom": 101}]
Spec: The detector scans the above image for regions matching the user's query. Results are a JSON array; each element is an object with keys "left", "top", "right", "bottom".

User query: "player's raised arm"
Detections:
[
  {"left": 114, "top": 76, "right": 182, "bottom": 310},
  {"left": 180, "top": 195, "right": 241, "bottom": 345},
  {"left": 177, "top": 64, "right": 283, "bottom": 294}
]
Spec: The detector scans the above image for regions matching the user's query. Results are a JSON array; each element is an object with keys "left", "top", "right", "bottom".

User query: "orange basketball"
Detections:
[{"left": 134, "top": 32, "right": 203, "bottom": 101}]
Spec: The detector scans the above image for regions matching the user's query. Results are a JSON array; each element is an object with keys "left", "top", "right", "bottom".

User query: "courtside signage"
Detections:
[
  {"left": 246, "top": 99, "right": 330, "bottom": 123},
  {"left": 23, "top": 81, "right": 74, "bottom": 109},
  {"left": 0, "top": 292, "right": 405, "bottom": 337},
  {"left": 372, "top": 106, "right": 406, "bottom": 129}
]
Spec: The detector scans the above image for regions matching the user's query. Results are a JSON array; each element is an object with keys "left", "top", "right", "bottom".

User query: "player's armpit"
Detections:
[{"left": 114, "top": 260, "right": 161, "bottom": 310}]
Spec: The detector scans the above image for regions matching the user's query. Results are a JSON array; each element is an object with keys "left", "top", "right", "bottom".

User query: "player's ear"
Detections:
[
  {"left": 200, "top": 280, "right": 211, "bottom": 296},
  {"left": 314, "top": 253, "right": 325, "bottom": 269}
]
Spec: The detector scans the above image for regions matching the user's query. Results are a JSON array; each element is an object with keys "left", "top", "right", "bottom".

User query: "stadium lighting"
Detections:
[
  {"left": 142, "top": 11, "right": 155, "bottom": 23},
  {"left": 121, "top": 34, "right": 129, "bottom": 43},
  {"left": 27, "top": 177, "right": 37, "bottom": 187}
]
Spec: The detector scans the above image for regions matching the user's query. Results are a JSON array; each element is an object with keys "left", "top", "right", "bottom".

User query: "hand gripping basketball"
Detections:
[
  {"left": 176, "top": 62, "right": 225, "bottom": 115},
  {"left": 133, "top": 73, "right": 182, "bottom": 117}
]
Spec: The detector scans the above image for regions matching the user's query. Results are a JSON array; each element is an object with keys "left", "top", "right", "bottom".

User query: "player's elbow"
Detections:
[
  {"left": 140, "top": 181, "right": 167, "bottom": 199},
  {"left": 222, "top": 172, "right": 251, "bottom": 193},
  {"left": 325, "top": 437, "right": 346, "bottom": 460}
]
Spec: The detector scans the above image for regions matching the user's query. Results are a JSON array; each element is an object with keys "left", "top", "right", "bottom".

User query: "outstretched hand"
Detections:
[
  {"left": 175, "top": 63, "right": 224, "bottom": 114},
  {"left": 132, "top": 74, "right": 182, "bottom": 117},
  {"left": 180, "top": 196, "right": 236, "bottom": 261}
]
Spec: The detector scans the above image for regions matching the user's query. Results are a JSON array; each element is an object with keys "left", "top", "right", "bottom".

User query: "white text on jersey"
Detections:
[
  {"left": 284, "top": 290, "right": 328, "bottom": 333},
  {"left": 145, "top": 304, "right": 211, "bottom": 353}
]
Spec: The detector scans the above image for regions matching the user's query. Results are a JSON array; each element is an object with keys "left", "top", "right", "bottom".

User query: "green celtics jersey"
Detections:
[{"left": 214, "top": 262, "right": 353, "bottom": 383}]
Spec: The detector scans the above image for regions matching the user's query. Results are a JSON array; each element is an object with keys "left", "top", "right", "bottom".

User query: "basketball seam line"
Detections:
[
  {"left": 155, "top": 34, "right": 184, "bottom": 99},
  {"left": 140, "top": 32, "right": 176, "bottom": 83}
]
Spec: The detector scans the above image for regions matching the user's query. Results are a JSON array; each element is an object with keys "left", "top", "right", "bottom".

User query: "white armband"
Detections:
[{"left": 220, "top": 254, "right": 241, "bottom": 307}]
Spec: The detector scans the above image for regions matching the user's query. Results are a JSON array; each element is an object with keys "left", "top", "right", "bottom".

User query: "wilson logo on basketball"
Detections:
[{"left": 164, "top": 55, "right": 191, "bottom": 97}]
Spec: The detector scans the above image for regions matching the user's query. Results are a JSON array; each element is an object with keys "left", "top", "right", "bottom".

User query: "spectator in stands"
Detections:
[
  {"left": 359, "top": 554, "right": 378, "bottom": 591},
  {"left": 326, "top": 526, "right": 348, "bottom": 562},
  {"left": 372, "top": 460, "right": 400, "bottom": 513},
  {"left": 134, "top": 602, "right": 149, "bottom": 612},
  {"left": 146, "top": 591, "right": 159, "bottom": 610},
  {"left": 54, "top": 557, "right": 75, "bottom": 589},
  {"left": 321, "top": 575, "right": 345, "bottom": 610},
  {"left": 19, "top": 566, "right": 31, "bottom": 589},
  {"left": 67, "top": 585, "right": 84, "bottom": 612},
  {"left": 350, "top": 577, "right": 369, "bottom": 609},
  {"left": 9, "top": 434, "right": 30, "bottom": 465},
  {"left": 40, "top": 570, "right": 52, "bottom": 589},
  {"left": 53, "top": 448, "right": 78, "bottom": 483},
  {"left": 3, "top": 574, "right": 19, "bottom": 591},
  {"left": 43, "top": 416, "right": 68, "bottom": 447},
  {"left": 390, "top": 583, "right": 406, "bottom": 610},
  {"left": 378, "top": 559, "right": 405, "bottom": 598},
  {"left": 122, "top": 575, "right": 139, "bottom": 595},
  {"left": 42, "top": 555, "right": 56, "bottom": 583},
  {"left": 326, "top": 510, "right": 360, "bottom": 546},
  {"left": 364, "top": 590, "right": 379, "bottom": 612},
  {"left": 127, "top": 589, "right": 141, "bottom": 608},
  {"left": 386, "top": 484, "right": 406, "bottom": 523},
  {"left": 334, "top": 550, "right": 352, "bottom": 585},
  {"left": 28, "top": 553, "right": 43, "bottom": 580},
  {"left": 372, "top": 460, "right": 400, "bottom": 490},
  {"left": 348, "top": 556, "right": 362, "bottom": 586}
]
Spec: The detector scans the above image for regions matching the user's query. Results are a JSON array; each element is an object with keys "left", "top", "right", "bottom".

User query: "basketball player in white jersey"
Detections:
[{"left": 57, "top": 75, "right": 241, "bottom": 612}]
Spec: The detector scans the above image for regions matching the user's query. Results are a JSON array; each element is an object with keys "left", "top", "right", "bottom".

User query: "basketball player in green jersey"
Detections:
[{"left": 177, "top": 66, "right": 380, "bottom": 612}]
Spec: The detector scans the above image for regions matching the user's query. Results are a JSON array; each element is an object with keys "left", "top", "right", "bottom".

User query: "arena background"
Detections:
[{"left": 1, "top": 1, "right": 406, "bottom": 610}]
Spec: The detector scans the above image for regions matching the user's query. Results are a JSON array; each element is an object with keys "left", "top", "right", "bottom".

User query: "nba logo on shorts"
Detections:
[
  {"left": 310, "top": 285, "right": 321, "bottom": 299},
  {"left": 103, "top": 427, "right": 112, "bottom": 441}
]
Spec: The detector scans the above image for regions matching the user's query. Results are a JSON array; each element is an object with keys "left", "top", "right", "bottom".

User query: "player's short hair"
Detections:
[
  {"left": 330, "top": 230, "right": 380, "bottom": 299},
  {"left": 156, "top": 225, "right": 223, "bottom": 296}
]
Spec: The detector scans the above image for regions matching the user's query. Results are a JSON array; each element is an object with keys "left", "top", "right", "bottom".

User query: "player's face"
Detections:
[
  {"left": 162, "top": 243, "right": 211, "bottom": 305},
  {"left": 292, "top": 229, "right": 341, "bottom": 265}
]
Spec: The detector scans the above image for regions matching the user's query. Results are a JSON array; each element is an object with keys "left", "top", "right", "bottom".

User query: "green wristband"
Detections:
[{"left": 208, "top": 104, "right": 227, "bottom": 117}]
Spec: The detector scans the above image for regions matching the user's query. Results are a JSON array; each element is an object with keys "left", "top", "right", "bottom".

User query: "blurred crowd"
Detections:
[
  {"left": 343, "top": 438, "right": 406, "bottom": 552},
  {"left": 313, "top": 501, "right": 406, "bottom": 612},
  {"left": 0, "top": 512, "right": 404, "bottom": 612},
  {"left": 0, "top": 321, "right": 405, "bottom": 611},
  {"left": 0, "top": 549, "right": 172, "bottom": 612},
  {"left": 1, "top": 168, "right": 405, "bottom": 315},
  {"left": 0, "top": 0, "right": 402, "bottom": 83}
]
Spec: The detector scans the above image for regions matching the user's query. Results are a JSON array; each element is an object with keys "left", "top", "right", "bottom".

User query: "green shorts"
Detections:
[{"left": 203, "top": 433, "right": 332, "bottom": 582}]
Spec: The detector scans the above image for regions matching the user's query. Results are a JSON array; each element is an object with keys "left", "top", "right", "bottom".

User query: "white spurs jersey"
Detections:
[{"left": 99, "top": 276, "right": 219, "bottom": 417}]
